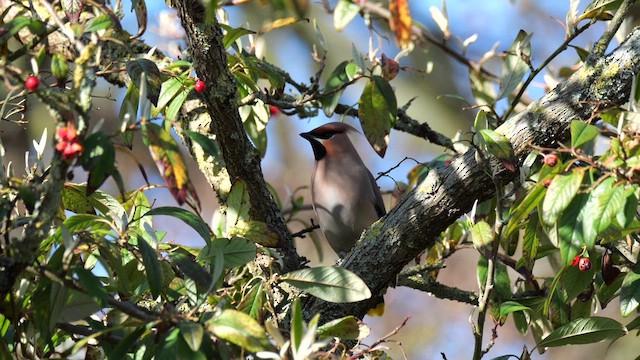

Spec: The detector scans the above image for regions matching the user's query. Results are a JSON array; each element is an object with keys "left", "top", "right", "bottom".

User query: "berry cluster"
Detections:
[
  {"left": 56, "top": 124, "right": 83, "bottom": 160},
  {"left": 570, "top": 255, "right": 592, "bottom": 271}
]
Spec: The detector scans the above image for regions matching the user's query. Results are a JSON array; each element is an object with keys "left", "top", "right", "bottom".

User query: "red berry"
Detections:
[
  {"left": 269, "top": 105, "right": 280, "bottom": 117},
  {"left": 194, "top": 80, "right": 206, "bottom": 93},
  {"left": 570, "top": 255, "right": 581, "bottom": 266},
  {"left": 25, "top": 75, "right": 40, "bottom": 91},
  {"left": 543, "top": 153, "right": 558, "bottom": 167},
  {"left": 578, "top": 257, "right": 592, "bottom": 271}
]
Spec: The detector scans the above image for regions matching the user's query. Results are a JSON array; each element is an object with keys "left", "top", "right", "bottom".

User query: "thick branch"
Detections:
[
  {"left": 173, "top": 0, "right": 304, "bottom": 271},
  {"left": 303, "top": 27, "right": 640, "bottom": 321}
]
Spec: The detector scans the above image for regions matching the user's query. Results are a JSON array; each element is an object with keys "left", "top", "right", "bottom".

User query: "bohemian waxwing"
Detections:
[{"left": 300, "top": 122, "right": 386, "bottom": 258}]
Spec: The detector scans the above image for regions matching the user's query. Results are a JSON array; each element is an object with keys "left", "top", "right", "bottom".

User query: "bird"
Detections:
[{"left": 299, "top": 122, "right": 386, "bottom": 258}]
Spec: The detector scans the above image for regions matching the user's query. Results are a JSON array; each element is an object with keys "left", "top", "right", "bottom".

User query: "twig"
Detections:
[
  {"left": 396, "top": 274, "right": 479, "bottom": 305},
  {"left": 588, "top": 0, "right": 637, "bottom": 64},
  {"left": 503, "top": 23, "right": 592, "bottom": 121},
  {"left": 291, "top": 224, "right": 320, "bottom": 238}
]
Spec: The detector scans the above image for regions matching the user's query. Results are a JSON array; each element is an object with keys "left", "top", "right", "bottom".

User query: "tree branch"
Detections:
[
  {"left": 173, "top": 0, "right": 304, "bottom": 271},
  {"left": 303, "top": 27, "right": 640, "bottom": 321}
]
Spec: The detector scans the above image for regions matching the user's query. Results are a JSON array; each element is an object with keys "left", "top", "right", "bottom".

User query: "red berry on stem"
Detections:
[
  {"left": 194, "top": 80, "right": 206, "bottom": 93},
  {"left": 26, "top": 75, "right": 40, "bottom": 91},
  {"left": 543, "top": 153, "right": 558, "bottom": 167},
  {"left": 269, "top": 105, "right": 280, "bottom": 117},
  {"left": 570, "top": 255, "right": 581, "bottom": 266},
  {"left": 578, "top": 257, "right": 592, "bottom": 271}
]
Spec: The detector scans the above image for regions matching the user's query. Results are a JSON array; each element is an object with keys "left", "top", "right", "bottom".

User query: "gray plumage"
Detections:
[{"left": 300, "top": 122, "right": 385, "bottom": 257}]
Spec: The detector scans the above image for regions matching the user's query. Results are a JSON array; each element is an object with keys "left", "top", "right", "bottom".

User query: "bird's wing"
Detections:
[{"left": 368, "top": 171, "right": 386, "bottom": 218}]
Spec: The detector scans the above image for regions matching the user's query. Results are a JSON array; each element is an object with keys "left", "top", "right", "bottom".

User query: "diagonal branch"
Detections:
[{"left": 303, "top": 27, "right": 640, "bottom": 321}]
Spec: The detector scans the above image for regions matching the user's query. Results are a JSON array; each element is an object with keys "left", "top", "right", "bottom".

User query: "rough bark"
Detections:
[
  {"left": 303, "top": 28, "right": 640, "bottom": 321},
  {"left": 173, "top": 0, "right": 304, "bottom": 271}
]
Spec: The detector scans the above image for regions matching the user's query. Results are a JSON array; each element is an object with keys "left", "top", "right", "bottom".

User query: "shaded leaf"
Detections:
[
  {"left": 179, "top": 322, "right": 204, "bottom": 352},
  {"left": 80, "top": 132, "right": 115, "bottom": 195},
  {"left": 538, "top": 317, "right": 626, "bottom": 347},
  {"left": 126, "top": 59, "right": 162, "bottom": 105},
  {"left": 476, "top": 129, "right": 516, "bottom": 171},
  {"left": 505, "top": 183, "right": 546, "bottom": 237},
  {"left": 321, "top": 61, "right": 361, "bottom": 117},
  {"left": 498, "top": 301, "right": 530, "bottom": 318},
  {"left": 138, "top": 236, "right": 162, "bottom": 298},
  {"left": 358, "top": 76, "right": 397, "bottom": 157},
  {"left": 621, "top": 265, "right": 640, "bottom": 317},
  {"left": 168, "top": 250, "right": 213, "bottom": 290},
  {"left": 282, "top": 267, "right": 372, "bottom": 303},
  {"left": 198, "top": 237, "right": 257, "bottom": 268},
  {"left": 144, "top": 207, "right": 211, "bottom": 245},
  {"left": 228, "top": 220, "right": 280, "bottom": 247}
]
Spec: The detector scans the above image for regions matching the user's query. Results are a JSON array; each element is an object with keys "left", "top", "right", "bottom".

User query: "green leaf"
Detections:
[
  {"left": 537, "top": 317, "right": 626, "bottom": 348},
  {"left": 206, "top": 309, "right": 272, "bottom": 352},
  {"left": 580, "top": 0, "right": 623, "bottom": 21},
  {"left": 108, "top": 326, "right": 146, "bottom": 359},
  {"left": 85, "top": 14, "right": 113, "bottom": 33},
  {"left": 518, "top": 212, "right": 540, "bottom": 271},
  {"left": 80, "top": 132, "right": 116, "bottom": 195},
  {"left": 562, "top": 262, "right": 596, "bottom": 302},
  {"left": 282, "top": 267, "right": 372, "bottom": 303},
  {"left": 291, "top": 297, "right": 303, "bottom": 351},
  {"left": 222, "top": 26, "right": 255, "bottom": 49},
  {"left": 165, "top": 87, "right": 190, "bottom": 121},
  {"left": 542, "top": 170, "right": 584, "bottom": 226},
  {"left": 62, "top": 184, "right": 95, "bottom": 214},
  {"left": 317, "top": 316, "right": 360, "bottom": 340},
  {"left": 498, "top": 301, "right": 530, "bottom": 318},
  {"left": 470, "top": 221, "right": 494, "bottom": 251},
  {"left": 358, "top": 75, "right": 397, "bottom": 157},
  {"left": 126, "top": 59, "right": 162, "bottom": 105},
  {"left": 226, "top": 180, "right": 250, "bottom": 230},
  {"left": 334, "top": 0, "right": 360, "bottom": 31},
  {"left": 74, "top": 267, "right": 108, "bottom": 306},
  {"left": 198, "top": 237, "right": 257, "bottom": 268},
  {"left": 505, "top": 183, "right": 546, "bottom": 237},
  {"left": 557, "top": 193, "right": 589, "bottom": 265},
  {"left": 571, "top": 120, "right": 600, "bottom": 149},
  {"left": 168, "top": 250, "right": 213, "bottom": 290},
  {"left": 476, "top": 129, "right": 516, "bottom": 170},
  {"left": 477, "top": 257, "right": 511, "bottom": 299},
  {"left": 179, "top": 322, "right": 204, "bottom": 352},
  {"left": 321, "top": 61, "right": 360, "bottom": 117},
  {"left": 586, "top": 181, "right": 626, "bottom": 237},
  {"left": 156, "top": 77, "right": 185, "bottom": 112},
  {"left": 496, "top": 30, "right": 530, "bottom": 100},
  {"left": 143, "top": 207, "right": 210, "bottom": 245},
  {"left": 227, "top": 220, "right": 280, "bottom": 247},
  {"left": 118, "top": 83, "right": 139, "bottom": 148},
  {"left": 621, "top": 265, "right": 640, "bottom": 317},
  {"left": 137, "top": 236, "right": 163, "bottom": 298}
]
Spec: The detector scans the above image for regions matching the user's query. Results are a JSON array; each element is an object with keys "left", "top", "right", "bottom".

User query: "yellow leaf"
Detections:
[{"left": 388, "top": 0, "right": 413, "bottom": 50}]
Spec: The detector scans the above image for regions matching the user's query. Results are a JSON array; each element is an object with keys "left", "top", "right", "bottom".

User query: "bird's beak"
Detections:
[{"left": 299, "top": 132, "right": 313, "bottom": 141}]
